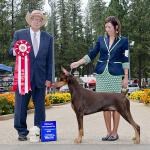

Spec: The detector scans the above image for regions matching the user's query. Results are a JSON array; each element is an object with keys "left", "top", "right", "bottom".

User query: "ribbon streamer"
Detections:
[{"left": 13, "top": 40, "right": 31, "bottom": 95}]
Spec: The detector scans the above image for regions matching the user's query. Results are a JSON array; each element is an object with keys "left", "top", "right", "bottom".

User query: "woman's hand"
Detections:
[
  {"left": 122, "top": 76, "right": 128, "bottom": 88},
  {"left": 70, "top": 62, "right": 80, "bottom": 69}
]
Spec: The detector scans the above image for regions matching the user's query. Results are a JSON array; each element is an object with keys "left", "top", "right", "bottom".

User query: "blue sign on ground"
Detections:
[{"left": 41, "top": 121, "right": 57, "bottom": 142}]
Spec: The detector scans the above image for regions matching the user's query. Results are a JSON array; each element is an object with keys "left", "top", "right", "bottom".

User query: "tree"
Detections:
[
  {"left": 106, "top": 0, "right": 130, "bottom": 35},
  {"left": 0, "top": 0, "right": 12, "bottom": 62},
  {"left": 56, "top": 0, "right": 71, "bottom": 73},
  {"left": 84, "top": 8, "right": 95, "bottom": 75},
  {"left": 88, "top": 0, "right": 106, "bottom": 40},
  {"left": 67, "top": 0, "right": 85, "bottom": 62},
  {"left": 128, "top": 0, "right": 150, "bottom": 86},
  {"left": 47, "top": 0, "right": 59, "bottom": 76}
]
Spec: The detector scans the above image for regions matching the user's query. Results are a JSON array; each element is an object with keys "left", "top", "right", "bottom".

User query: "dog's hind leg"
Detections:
[
  {"left": 120, "top": 111, "right": 140, "bottom": 144},
  {"left": 74, "top": 113, "right": 84, "bottom": 144},
  {"left": 118, "top": 101, "right": 140, "bottom": 144}
]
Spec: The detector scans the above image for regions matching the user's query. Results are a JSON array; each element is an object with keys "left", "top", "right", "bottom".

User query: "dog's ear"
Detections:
[{"left": 61, "top": 66, "right": 69, "bottom": 76}]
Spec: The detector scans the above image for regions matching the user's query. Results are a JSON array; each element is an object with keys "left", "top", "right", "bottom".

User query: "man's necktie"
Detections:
[{"left": 33, "top": 32, "right": 38, "bottom": 57}]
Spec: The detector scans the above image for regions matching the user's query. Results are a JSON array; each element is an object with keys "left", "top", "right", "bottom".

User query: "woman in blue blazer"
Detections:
[{"left": 70, "top": 16, "right": 129, "bottom": 141}]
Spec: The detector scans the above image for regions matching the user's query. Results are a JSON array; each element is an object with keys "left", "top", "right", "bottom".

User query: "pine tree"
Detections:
[
  {"left": 56, "top": 0, "right": 71, "bottom": 72},
  {"left": 128, "top": 0, "right": 150, "bottom": 86},
  {"left": 16, "top": 0, "right": 44, "bottom": 29},
  {"left": 84, "top": 8, "right": 95, "bottom": 75},
  {"left": 47, "top": 0, "right": 59, "bottom": 76},
  {"left": 106, "top": 0, "right": 130, "bottom": 35},
  {"left": 0, "top": 0, "right": 12, "bottom": 62},
  {"left": 88, "top": 0, "right": 106, "bottom": 40},
  {"left": 67, "top": 0, "right": 85, "bottom": 61}
]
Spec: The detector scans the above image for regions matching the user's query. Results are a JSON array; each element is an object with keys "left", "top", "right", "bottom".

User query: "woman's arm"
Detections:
[
  {"left": 70, "top": 58, "right": 86, "bottom": 69},
  {"left": 70, "top": 36, "right": 101, "bottom": 69}
]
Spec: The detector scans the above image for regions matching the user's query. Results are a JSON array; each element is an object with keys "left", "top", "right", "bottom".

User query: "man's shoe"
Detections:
[{"left": 18, "top": 135, "right": 27, "bottom": 141}]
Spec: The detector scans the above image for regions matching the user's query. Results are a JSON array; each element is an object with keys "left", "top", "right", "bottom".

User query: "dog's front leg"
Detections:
[{"left": 74, "top": 114, "right": 84, "bottom": 144}]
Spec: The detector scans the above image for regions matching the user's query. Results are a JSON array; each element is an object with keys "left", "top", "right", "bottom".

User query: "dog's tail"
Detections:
[{"left": 121, "top": 88, "right": 129, "bottom": 95}]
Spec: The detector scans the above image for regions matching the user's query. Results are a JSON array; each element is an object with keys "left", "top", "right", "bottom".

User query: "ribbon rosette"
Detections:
[{"left": 13, "top": 40, "right": 31, "bottom": 95}]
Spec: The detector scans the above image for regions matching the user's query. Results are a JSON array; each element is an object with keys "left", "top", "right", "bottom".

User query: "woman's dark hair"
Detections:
[{"left": 105, "top": 16, "right": 121, "bottom": 36}]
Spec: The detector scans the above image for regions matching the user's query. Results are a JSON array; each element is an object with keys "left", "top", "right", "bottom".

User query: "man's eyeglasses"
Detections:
[{"left": 31, "top": 17, "right": 42, "bottom": 23}]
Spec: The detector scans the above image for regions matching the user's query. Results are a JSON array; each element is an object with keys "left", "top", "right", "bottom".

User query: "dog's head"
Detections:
[
  {"left": 61, "top": 67, "right": 80, "bottom": 85},
  {"left": 54, "top": 67, "right": 75, "bottom": 88},
  {"left": 60, "top": 67, "right": 75, "bottom": 82}
]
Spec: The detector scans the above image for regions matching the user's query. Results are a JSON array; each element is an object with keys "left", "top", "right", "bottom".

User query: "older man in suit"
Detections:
[{"left": 9, "top": 10, "right": 53, "bottom": 141}]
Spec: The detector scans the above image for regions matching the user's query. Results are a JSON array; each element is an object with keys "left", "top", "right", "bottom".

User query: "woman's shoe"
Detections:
[
  {"left": 107, "top": 134, "right": 119, "bottom": 141},
  {"left": 101, "top": 134, "right": 111, "bottom": 141}
]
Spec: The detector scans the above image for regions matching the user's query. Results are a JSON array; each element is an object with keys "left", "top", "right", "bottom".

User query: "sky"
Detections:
[{"left": 44, "top": 0, "right": 111, "bottom": 13}]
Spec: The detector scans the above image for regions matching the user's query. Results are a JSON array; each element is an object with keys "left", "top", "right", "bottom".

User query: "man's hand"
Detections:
[
  {"left": 45, "top": 80, "right": 51, "bottom": 88},
  {"left": 13, "top": 48, "right": 16, "bottom": 56}
]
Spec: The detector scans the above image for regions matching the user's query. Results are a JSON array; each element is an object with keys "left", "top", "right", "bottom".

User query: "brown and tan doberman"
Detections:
[{"left": 56, "top": 67, "right": 140, "bottom": 144}]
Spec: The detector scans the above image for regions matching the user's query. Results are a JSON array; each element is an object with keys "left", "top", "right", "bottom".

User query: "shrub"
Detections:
[
  {"left": 141, "top": 89, "right": 150, "bottom": 104},
  {"left": 0, "top": 92, "right": 71, "bottom": 115},
  {"left": 46, "top": 92, "right": 71, "bottom": 104},
  {"left": 0, "top": 96, "right": 14, "bottom": 115},
  {"left": 129, "top": 89, "right": 150, "bottom": 104},
  {"left": 129, "top": 91, "right": 144, "bottom": 102}
]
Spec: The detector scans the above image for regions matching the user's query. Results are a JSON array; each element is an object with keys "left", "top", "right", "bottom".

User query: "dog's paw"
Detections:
[
  {"left": 74, "top": 138, "right": 82, "bottom": 144},
  {"left": 134, "top": 140, "right": 140, "bottom": 144}
]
